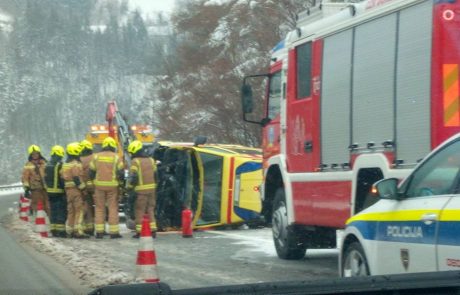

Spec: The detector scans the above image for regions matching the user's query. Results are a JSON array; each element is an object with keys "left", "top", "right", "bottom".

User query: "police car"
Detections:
[{"left": 340, "top": 133, "right": 460, "bottom": 277}]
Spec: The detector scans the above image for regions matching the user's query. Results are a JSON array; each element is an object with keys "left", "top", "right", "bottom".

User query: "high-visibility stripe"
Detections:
[
  {"left": 133, "top": 158, "right": 156, "bottom": 192},
  {"left": 65, "top": 181, "right": 76, "bottom": 188},
  {"left": 47, "top": 164, "right": 64, "bottom": 193},
  {"left": 95, "top": 224, "right": 105, "bottom": 233},
  {"left": 92, "top": 154, "right": 121, "bottom": 186},
  {"left": 135, "top": 184, "right": 157, "bottom": 191},
  {"left": 443, "top": 64, "right": 460, "bottom": 126},
  {"left": 112, "top": 156, "right": 118, "bottom": 184},
  {"left": 136, "top": 159, "right": 143, "bottom": 186},
  {"left": 227, "top": 157, "right": 235, "bottom": 224},
  {"left": 439, "top": 209, "right": 460, "bottom": 221},
  {"left": 346, "top": 209, "right": 446, "bottom": 224},
  {"left": 94, "top": 180, "right": 118, "bottom": 186},
  {"left": 97, "top": 156, "right": 116, "bottom": 163},
  {"left": 109, "top": 224, "right": 119, "bottom": 234},
  {"left": 47, "top": 188, "right": 64, "bottom": 193},
  {"left": 55, "top": 224, "right": 66, "bottom": 231}
]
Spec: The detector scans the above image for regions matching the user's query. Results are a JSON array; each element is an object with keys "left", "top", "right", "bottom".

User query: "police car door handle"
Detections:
[{"left": 421, "top": 213, "right": 437, "bottom": 224}]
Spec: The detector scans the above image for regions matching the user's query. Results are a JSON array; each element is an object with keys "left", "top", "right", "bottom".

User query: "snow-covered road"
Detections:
[
  {"left": 0, "top": 191, "right": 90, "bottom": 294},
  {"left": 2, "top": 191, "right": 338, "bottom": 291}
]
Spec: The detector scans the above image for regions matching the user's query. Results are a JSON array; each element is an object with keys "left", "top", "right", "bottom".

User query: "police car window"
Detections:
[{"left": 404, "top": 140, "right": 460, "bottom": 198}]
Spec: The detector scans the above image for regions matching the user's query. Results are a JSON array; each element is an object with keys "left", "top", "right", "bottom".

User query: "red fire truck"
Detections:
[{"left": 242, "top": 0, "right": 460, "bottom": 259}]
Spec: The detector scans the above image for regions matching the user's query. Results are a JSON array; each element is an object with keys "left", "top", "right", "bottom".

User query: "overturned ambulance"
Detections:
[{"left": 124, "top": 140, "right": 264, "bottom": 230}]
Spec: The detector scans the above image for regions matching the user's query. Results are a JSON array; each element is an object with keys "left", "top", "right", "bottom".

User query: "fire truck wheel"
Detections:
[
  {"left": 342, "top": 242, "right": 370, "bottom": 277},
  {"left": 272, "top": 187, "right": 306, "bottom": 260}
]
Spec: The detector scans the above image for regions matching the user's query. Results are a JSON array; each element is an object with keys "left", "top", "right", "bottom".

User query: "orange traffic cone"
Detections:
[
  {"left": 135, "top": 214, "right": 160, "bottom": 283},
  {"left": 19, "top": 196, "right": 29, "bottom": 222},
  {"left": 35, "top": 200, "right": 48, "bottom": 237}
]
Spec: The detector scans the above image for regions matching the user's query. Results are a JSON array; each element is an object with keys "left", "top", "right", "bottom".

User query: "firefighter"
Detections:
[
  {"left": 44, "top": 145, "right": 67, "bottom": 237},
  {"left": 80, "top": 139, "right": 95, "bottom": 235},
  {"left": 89, "top": 137, "right": 124, "bottom": 239},
  {"left": 61, "top": 142, "right": 88, "bottom": 239},
  {"left": 22, "top": 145, "right": 49, "bottom": 216},
  {"left": 127, "top": 140, "right": 158, "bottom": 238}
]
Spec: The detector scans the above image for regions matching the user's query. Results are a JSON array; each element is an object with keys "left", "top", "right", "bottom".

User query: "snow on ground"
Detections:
[
  {"left": 0, "top": 187, "right": 23, "bottom": 197},
  {"left": 2, "top": 212, "right": 132, "bottom": 288},
  {"left": 207, "top": 229, "right": 338, "bottom": 261}
]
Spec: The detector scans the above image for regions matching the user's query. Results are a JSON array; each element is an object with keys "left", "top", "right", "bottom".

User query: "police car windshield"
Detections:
[{"left": 403, "top": 139, "right": 460, "bottom": 198}]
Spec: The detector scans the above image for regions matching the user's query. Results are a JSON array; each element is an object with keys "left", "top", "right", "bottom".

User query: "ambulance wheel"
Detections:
[
  {"left": 272, "top": 187, "right": 306, "bottom": 260},
  {"left": 342, "top": 242, "right": 370, "bottom": 277}
]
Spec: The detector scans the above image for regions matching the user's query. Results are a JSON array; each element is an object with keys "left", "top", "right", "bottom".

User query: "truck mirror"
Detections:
[
  {"left": 260, "top": 117, "right": 272, "bottom": 127},
  {"left": 372, "top": 178, "right": 399, "bottom": 199},
  {"left": 241, "top": 84, "right": 254, "bottom": 114}
]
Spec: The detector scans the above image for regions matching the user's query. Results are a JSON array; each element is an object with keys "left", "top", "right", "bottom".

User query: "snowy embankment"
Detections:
[
  {"left": 0, "top": 184, "right": 23, "bottom": 197},
  {"left": 3, "top": 212, "right": 132, "bottom": 288}
]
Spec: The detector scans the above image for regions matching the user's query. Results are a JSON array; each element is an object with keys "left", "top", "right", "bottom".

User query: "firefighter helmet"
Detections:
[
  {"left": 127, "top": 140, "right": 143, "bottom": 155},
  {"left": 80, "top": 139, "right": 93, "bottom": 151},
  {"left": 102, "top": 137, "right": 117, "bottom": 149},
  {"left": 50, "top": 145, "right": 65, "bottom": 157},
  {"left": 28, "top": 145, "right": 41, "bottom": 155},
  {"left": 66, "top": 142, "right": 82, "bottom": 156}
]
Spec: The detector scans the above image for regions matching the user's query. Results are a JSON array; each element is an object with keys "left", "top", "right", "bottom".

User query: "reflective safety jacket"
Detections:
[
  {"left": 61, "top": 159, "right": 86, "bottom": 190},
  {"left": 44, "top": 159, "right": 64, "bottom": 194},
  {"left": 89, "top": 151, "right": 124, "bottom": 188},
  {"left": 80, "top": 154, "right": 95, "bottom": 189},
  {"left": 128, "top": 157, "right": 157, "bottom": 193},
  {"left": 22, "top": 159, "right": 46, "bottom": 190}
]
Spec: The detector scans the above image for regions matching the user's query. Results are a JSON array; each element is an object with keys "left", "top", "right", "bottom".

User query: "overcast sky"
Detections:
[{"left": 129, "top": 0, "right": 176, "bottom": 14}]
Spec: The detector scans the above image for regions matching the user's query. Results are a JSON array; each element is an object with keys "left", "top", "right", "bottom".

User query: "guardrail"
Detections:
[{"left": 0, "top": 184, "right": 23, "bottom": 192}]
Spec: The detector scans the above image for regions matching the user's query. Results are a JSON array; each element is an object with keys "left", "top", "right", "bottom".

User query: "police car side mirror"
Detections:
[{"left": 372, "top": 178, "right": 399, "bottom": 199}]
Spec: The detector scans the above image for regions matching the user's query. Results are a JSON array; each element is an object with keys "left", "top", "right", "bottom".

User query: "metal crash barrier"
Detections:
[
  {"left": 89, "top": 271, "right": 460, "bottom": 295},
  {"left": 0, "top": 184, "right": 23, "bottom": 192}
]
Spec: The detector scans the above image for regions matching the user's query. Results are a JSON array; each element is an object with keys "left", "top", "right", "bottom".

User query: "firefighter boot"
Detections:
[
  {"left": 95, "top": 233, "right": 104, "bottom": 239},
  {"left": 151, "top": 231, "right": 156, "bottom": 239},
  {"left": 110, "top": 233, "right": 122, "bottom": 239},
  {"left": 132, "top": 233, "right": 140, "bottom": 239}
]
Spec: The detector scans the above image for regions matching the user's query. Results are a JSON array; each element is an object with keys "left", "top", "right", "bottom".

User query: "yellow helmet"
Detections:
[
  {"left": 50, "top": 145, "right": 65, "bottom": 157},
  {"left": 80, "top": 139, "right": 93, "bottom": 151},
  {"left": 127, "top": 140, "right": 143, "bottom": 155},
  {"left": 102, "top": 137, "right": 117, "bottom": 149},
  {"left": 28, "top": 145, "right": 41, "bottom": 155},
  {"left": 66, "top": 142, "right": 82, "bottom": 156}
]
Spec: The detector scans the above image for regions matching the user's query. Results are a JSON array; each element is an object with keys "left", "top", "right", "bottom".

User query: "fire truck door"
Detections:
[{"left": 286, "top": 41, "right": 321, "bottom": 173}]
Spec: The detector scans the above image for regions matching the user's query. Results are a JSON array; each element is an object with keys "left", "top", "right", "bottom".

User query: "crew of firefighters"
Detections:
[{"left": 21, "top": 137, "right": 157, "bottom": 239}]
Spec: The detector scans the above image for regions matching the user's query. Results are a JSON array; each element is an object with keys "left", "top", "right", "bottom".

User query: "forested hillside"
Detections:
[
  {"left": 148, "top": 0, "right": 311, "bottom": 145},
  {"left": 0, "top": 0, "right": 311, "bottom": 184}
]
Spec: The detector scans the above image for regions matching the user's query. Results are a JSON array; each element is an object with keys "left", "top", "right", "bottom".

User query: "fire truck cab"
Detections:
[{"left": 242, "top": 0, "right": 460, "bottom": 259}]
